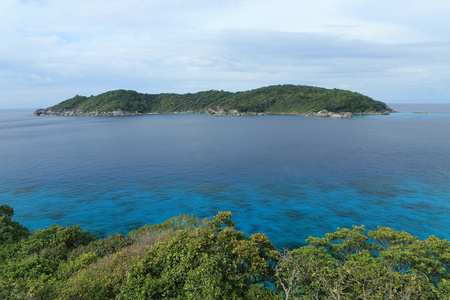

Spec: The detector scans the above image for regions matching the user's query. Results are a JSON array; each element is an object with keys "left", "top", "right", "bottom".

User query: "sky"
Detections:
[{"left": 1, "top": 0, "right": 450, "bottom": 108}]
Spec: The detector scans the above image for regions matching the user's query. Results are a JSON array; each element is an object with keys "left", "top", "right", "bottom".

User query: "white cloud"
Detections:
[{"left": 0, "top": 0, "right": 449, "bottom": 108}]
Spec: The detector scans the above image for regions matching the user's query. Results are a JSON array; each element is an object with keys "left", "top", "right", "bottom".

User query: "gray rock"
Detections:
[
  {"left": 330, "top": 112, "right": 353, "bottom": 118},
  {"left": 112, "top": 109, "right": 125, "bottom": 116},
  {"left": 314, "top": 110, "right": 330, "bottom": 117},
  {"left": 34, "top": 109, "right": 46, "bottom": 116}
]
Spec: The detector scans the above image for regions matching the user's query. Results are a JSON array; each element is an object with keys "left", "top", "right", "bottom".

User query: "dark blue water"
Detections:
[{"left": 1, "top": 104, "right": 450, "bottom": 248}]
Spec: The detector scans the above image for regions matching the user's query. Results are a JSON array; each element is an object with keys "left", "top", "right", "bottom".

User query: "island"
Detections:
[{"left": 34, "top": 84, "right": 392, "bottom": 118}]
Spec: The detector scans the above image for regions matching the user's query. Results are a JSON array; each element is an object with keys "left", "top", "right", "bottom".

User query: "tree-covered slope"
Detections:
[
  {"left": 48, "top": 85, "right": 391, "bottom": 114},
  {"left": 1, "top": 205, "right": 450, "bottom": 299}
]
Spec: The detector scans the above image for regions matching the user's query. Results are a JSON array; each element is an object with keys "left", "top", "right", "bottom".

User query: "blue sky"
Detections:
[{"left": 1, "top": 0, "right": 450, "bottom": 108}]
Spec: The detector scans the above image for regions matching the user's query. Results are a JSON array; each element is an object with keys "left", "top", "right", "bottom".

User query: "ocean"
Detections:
[{"left": 1, "top": 103, "right": 449, "bottom": 249}]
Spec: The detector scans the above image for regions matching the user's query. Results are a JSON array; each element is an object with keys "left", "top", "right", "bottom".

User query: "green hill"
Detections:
[{"left": 47, "top": 85, "right": 391, "bottom": 114}]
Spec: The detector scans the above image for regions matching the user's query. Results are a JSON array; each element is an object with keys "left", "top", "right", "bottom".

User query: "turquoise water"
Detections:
[{"left": 1, "top": 104, "right": 449, "bottom": 248}]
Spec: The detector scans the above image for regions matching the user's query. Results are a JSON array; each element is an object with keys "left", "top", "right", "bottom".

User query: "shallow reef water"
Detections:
[{"left": 1, "top": 104, "right": 450, "bottom": 248}]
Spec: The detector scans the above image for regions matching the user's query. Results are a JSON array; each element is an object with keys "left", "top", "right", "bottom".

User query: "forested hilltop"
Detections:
[
  {"left": 35, "top": 85, "right": 392, "bottom": 117},
  {"left": 1, "top": 205, "right": 449, "bottom": 299}
]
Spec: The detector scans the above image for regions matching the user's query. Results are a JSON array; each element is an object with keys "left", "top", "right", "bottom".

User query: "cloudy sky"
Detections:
[{"left": 1, "top": 0, "right": 450, "bottom": 108}]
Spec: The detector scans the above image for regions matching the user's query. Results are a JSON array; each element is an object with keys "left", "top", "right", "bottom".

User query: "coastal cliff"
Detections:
[{"left": 34, "top": 84, "right": 392, "bottom": 117}]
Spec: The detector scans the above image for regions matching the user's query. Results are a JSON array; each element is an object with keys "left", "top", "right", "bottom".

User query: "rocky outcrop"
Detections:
[
  {"left": 354, "top": 110, "right": 391, "bottom": 115},
  {"left": 201, "top": 107, "right": 265, "bottom": 116},
  {"left": 34, "top": 109, "right": 47, "bottom": 116},
  {"left": 34, "top": 107, "right": 266, "bottom": 117},
  {"left": 304, "top": 110, "right": 353, "bottom": 118},
  {"left": 330, "top": 112, "right": 353, "bottom": 118},
  {"left": 34, "top": 108, "right": 138, "bottom": 117},
  {"left": 34, "top": 107, "right": 390, "bottom": 118}
]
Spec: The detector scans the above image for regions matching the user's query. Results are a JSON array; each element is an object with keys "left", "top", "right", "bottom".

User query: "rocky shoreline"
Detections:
[{"left": 34, "top": 107, "right": 391, "bottom": 118}]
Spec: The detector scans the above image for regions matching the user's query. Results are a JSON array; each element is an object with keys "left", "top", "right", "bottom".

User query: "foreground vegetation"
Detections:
[
  {"left": 1, "top": 205, "right": 449, "bottom": 299},
  {"left": 48, "top": 85, "right": 391, "bottom": 114}
]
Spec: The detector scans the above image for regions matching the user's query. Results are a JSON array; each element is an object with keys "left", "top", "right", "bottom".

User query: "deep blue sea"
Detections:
[{"left": 1, "top": 103, "right": 450, "bottom": 249}]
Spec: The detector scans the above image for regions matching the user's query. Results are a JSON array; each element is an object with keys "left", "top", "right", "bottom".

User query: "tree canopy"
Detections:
[{"left": 1, "top": 205, "right": 449, "bottom": 299}]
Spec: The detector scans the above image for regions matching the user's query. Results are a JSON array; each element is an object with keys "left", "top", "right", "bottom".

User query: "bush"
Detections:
[
  {"left": 1, "top": 206, "right": 449, "bottom": 299},
  {"left": 68, "top": 233, "right": 132, "bottom": 261},
  {"left": 121, "top": 211, "right": 279, "bottom": 299}
]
